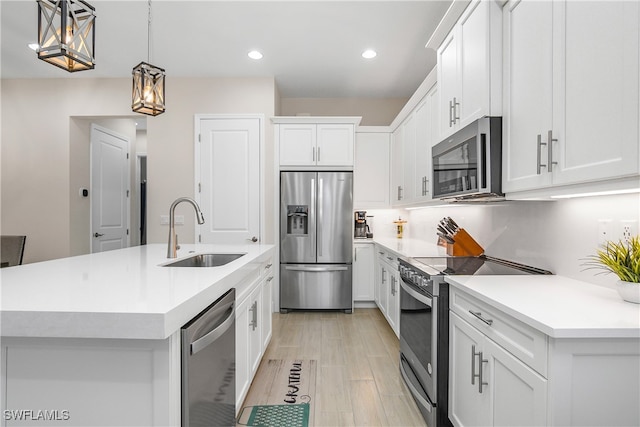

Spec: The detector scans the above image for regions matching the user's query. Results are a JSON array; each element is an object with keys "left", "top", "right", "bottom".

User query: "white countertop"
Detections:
[
  {"left": 446, "top": 275, "right": 640, "bottom": 339},
  {"left": 371, "top": 237, "right": 446, "bottom": 258},
  {"left": 1, "top": 244, "right": 274, "bottom": 340}
]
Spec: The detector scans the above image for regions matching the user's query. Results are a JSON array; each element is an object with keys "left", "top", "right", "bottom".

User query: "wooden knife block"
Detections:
[{"left": 446, "top": 228, "right": 484, "bottom": 256}]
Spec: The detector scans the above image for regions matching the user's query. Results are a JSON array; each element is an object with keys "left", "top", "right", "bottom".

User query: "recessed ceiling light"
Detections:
[
  {"left": 362, "top": 49, "right": 377, "bottom": 59},
  {"left": 248, "top": 50, "right": 263, "bottom": 60},
  {"left": 28, "top": 43, "right": 39, "bottom": 51}
]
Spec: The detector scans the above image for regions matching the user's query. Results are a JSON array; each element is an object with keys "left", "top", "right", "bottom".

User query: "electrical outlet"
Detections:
[
  {"left": 621, "top": 220, "right": 638, "bottom": 244},
  {"left": 597, "top": 219, "right": 612, "bottom": 245}
]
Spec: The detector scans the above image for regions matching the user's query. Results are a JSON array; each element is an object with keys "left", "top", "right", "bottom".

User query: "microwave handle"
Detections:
[{"left": 480, "top": 133, "right": 487, "bottom": 190}]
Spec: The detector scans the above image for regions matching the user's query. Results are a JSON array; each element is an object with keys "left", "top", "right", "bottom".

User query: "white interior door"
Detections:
[
  {"left": 197, "top": 116, "right": 261, "bottom": 244},
  {"left": 90, "top": 125, "right": 130, "bottom": 253}
]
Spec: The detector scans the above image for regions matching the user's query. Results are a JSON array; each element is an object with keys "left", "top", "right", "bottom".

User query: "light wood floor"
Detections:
[{"left": 241, "top": 308, "right": 427, "bottom": 427}]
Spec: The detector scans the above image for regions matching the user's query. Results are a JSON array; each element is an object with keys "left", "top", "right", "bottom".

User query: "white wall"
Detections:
[
  {"left": 280, "top": 97, "right": 407, "bottom": 126},
  {"left": 403, "top": 193, "right": 640, "bottom": 288},
  {"left": 1, "top": 77, "right": 277, "bottom": 263}
]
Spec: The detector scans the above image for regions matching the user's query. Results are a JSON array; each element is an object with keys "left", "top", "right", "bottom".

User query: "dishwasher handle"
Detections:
[{"left": 190, "top": 303, "right": 235, "bottom": 355}]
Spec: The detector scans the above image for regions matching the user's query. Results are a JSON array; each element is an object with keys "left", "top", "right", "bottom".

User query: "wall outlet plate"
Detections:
[{"left": 621, "top": 220, "right": 638, "bottom": 244}]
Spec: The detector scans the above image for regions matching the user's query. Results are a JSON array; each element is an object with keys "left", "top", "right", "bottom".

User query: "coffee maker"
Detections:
[{"left": 354, "top": 211, "right": 369, "bottom": 238}]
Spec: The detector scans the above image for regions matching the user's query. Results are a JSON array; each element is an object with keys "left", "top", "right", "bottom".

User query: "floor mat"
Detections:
[
  {"left": 237, "top": 403, "right": 310, "bottom": 427},
  {"left": 238, "top": 359, "right": 317, "bottom": 427}
]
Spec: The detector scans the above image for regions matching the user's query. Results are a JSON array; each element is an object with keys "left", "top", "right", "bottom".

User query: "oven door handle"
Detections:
[{"left": 400, "top": 279, "right": 433, "bottom": 307}]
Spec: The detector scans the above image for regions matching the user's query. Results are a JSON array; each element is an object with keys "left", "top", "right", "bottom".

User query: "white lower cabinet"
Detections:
[
  {"left": 449, "top": 286, "right": 640, "bottom": 427},
  {"left": 449, "top": 311, "right": 547, "bottom": 427},
  {"left": 374, "top": 246, "right": 400, "bottom": 337},
  {"left": 236, "top": 257, "right": 274, "bottom": 411},
  {"left": 353, "top": 242, "right": 375, "bottom": 302}
]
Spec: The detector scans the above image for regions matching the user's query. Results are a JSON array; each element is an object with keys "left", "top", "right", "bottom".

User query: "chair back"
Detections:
[{"left": 1, "top": 235, "right": 26, "bottom": 267}]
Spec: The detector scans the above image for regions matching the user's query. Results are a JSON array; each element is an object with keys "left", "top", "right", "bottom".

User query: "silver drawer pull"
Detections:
[{"left": 469, "top": 310, "right": 493, "bottom": 326}]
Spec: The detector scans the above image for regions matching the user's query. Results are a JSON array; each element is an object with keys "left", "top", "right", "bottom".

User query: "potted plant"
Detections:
[{"left": 584, "top": 236, "right": 640, "bottom": 303}]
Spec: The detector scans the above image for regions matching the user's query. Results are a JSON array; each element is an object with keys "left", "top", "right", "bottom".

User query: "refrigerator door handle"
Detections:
[
  {"left": 318, "top": 177, "right": 323, "bottom": 257},
  {"left": 283, "top": 265, "right": 349, "bottom": 272},
  {"left": 311, "top": 177, "right": 317, "bottom": 255}
]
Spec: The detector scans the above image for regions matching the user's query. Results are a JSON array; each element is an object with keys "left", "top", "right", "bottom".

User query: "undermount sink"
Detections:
[{"left": 162, "top": 253, "right": 246, "bottom": 267}]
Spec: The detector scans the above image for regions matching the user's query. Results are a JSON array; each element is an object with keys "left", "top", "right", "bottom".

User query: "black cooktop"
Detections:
[{"left": 409, "top": 255, "right": 552, "bottom": 276}]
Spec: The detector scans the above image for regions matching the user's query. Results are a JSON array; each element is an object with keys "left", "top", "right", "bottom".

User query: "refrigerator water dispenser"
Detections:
[{"left": 286, "top": 205, "right": 308, "bottom": 235}]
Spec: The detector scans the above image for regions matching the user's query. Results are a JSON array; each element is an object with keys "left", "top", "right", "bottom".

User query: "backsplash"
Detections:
[{"left": 365, "top": 193, "right": 639, "bottom": 288}]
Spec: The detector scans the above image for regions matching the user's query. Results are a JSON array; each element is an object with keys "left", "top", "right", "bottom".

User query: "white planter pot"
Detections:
[{"left": 616, "top": 280, "right": 640, "bottom": 304}]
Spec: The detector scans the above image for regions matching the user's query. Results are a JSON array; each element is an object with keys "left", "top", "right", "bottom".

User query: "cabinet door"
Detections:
[
  {"left": 235, "top": 296, "right": 251, "bottom": 408},
  {"left": 387, "top": 270, "right": 400, "bottom": 337},
  {"left": 438, "top": 30, "right": 460, "bottom": 138},
  {"left": 354, "top": 132, "right": 390, "bottom": 208},
  {"left": 552, "top": 1, "right": 639, "bottom": 185},
  {"left": 484, "top": 338, "right": 547, "bottom": 427},
  {"left": 458, "top": 0, "right": 492, "bottom": 128},
  {"left": 248, "top": 285, "right": 262, "bottom": 377},
  {"left": 353, "top": 243, "right": 375, "bottom": 301},
  {"left": 449, "top": 312, "right": 490, "bottom": 427},
  {"left": 261, "top": 274, "right": 274, "bottom": 350},
  {"left": 402, "top": 115, "right": 416, "bottom": 205},
  {"left": 414, "top": 92, "right": 435, "bottom": 201},
  {"left": 391, "top": 126, "right": 404, "bottom": 205},
  {"left": 317, "top": 124, "right": 354, "bottom": 166},
  {"left": 377, "top": 258, "right": 389, "bottom": 316},
  {"left": 502, "top": 0, "right": 554, "bottom": 193},
  {"left": 279, "top": 124, "right": 316, "bottom": 166}
]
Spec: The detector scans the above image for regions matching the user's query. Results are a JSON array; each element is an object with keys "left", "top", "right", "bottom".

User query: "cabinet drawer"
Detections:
[
  {"left": 450, "top": 287, "right": 548, "bottom": 377},
  {"left": 375, "top": 246, "right": 398, "bottom": 267}
]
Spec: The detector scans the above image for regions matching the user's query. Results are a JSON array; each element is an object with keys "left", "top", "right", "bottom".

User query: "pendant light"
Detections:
[
  {"left": 36, "top": 0, "right": 96, "bottom": 72},
  {"left": 132, "top": 0, "right": 165, "bottom": 116}
]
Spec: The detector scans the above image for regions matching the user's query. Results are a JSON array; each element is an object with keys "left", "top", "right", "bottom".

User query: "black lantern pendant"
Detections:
[
  {"left": 37, "top": 0, "right": 96, "bottom": 72},
  {"left": 132, "top": 0, "right": 165, "bottom": 116},
  {"left": 132, "top": 62, "right": 166, "bottom": 116}
]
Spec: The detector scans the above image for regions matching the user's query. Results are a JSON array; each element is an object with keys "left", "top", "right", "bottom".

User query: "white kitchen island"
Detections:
[
  {"left": 0, "top": 243, "right": 274, "bottom": 427},
  {"left": 446, "top": 275, "right": 640, "bottom": 427}
]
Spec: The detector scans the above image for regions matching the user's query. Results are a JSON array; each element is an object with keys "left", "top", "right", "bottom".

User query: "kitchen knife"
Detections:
[{"left": 437, "top": 232, "right": 455, "bottom": 244}]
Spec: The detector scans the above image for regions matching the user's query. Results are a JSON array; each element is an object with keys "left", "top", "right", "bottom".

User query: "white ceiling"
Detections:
[{"left": 0, "top": 1, "right": 452, "bottom": 98}]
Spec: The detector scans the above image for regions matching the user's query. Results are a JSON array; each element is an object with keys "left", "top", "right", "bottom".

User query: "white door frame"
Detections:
[
  {"left": 89, "top": 124, "right": 131, "bottom": 252},
  {"left": 194, "top": 114, "right": 265, "bottom": 244}
]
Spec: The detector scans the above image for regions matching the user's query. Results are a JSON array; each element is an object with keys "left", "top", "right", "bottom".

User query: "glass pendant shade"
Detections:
[
  {"left": 132, "top": 62, "right": 166, "bottom": 116},
  {"left": 37, "top": 0, "right": 96, "bottom": 72}
]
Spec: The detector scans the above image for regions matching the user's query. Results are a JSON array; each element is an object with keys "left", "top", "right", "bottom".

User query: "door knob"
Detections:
[
  {"left": 248, "top": 236, "right": 258, "bottom": 242},
  {"left": 94, "top": 232, "right": 104, "bottom": 238}
]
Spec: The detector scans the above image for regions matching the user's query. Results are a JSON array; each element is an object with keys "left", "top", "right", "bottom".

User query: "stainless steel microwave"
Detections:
[{"left": 432, "top": 116, "right": 502, "bottom": 200}]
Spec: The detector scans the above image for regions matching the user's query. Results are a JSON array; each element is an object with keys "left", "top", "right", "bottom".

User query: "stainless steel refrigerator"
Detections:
[{"left": 280, "top": 171, "right": 353, "bottom": 313}]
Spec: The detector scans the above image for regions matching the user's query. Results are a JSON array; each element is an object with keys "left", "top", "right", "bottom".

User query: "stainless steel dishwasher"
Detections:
[{"left": 181, "top": 288, "right": 235, "bottom": 427}]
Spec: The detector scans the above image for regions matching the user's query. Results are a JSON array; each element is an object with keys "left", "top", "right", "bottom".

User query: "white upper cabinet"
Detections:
[
  {"left": 437, "top": 0, "right": 502, "bottom": 139},
  {"left": 413, "top": 85, "right": 438, "bottom": 202},
  {"left": 274, "top": 118, "right": 361, "bottom": 167},
  {"left": 354, "top": 129, "right": 390, "bottom": 209},
  {"left": 503, "top": 0, "right": 639, "bottom": 194},
  {"left": 391, "top": 125, "right": 404, "bottom": 204}
]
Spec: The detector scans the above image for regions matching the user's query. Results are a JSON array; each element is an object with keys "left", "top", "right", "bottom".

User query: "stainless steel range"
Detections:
[{"left": 398, "top": 255, "right": 552, "bottom": 427}]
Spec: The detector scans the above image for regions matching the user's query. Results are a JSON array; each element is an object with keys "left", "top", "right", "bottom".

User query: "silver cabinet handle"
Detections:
[
  {"left": 312, "top": 147, "right": 315, "bottom": 162},
  {"left": 537, "top": 134, "right": 546, "bottom": 174},
  {"left": 449, "top": 99, "right": 454, "bottom": 127},
  {"left": 471, "top": 344, "right": 479, "bottom": 385},
  {"left": 381, "top": 267, "right": 386, "bottom": 284},
  {"left": 317, "top": 146, "right": 320, "bottom": 162},
  {"left": 469, "top": 310, "right": 493, "bottom": 326},
  {"left": 247, "top": 236, "right": 258, "bottom": 242},
  {"left": 249, "top": 300, "right": 258, "bottom": 331},
  {"left": 478, "top": 351, "right": 488, "bottom": 393},
  {"left": 547, "top": 130, "right": 557, "bottom": 172},
  {"left": 265, "top": 263, "right": 272, "bottom": 269},
  {"left": 453, "top": 97, "right": 460, "bottom": 124},
  {"left": 266, "top": 276, "right": 274, "bottom": 282}
]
